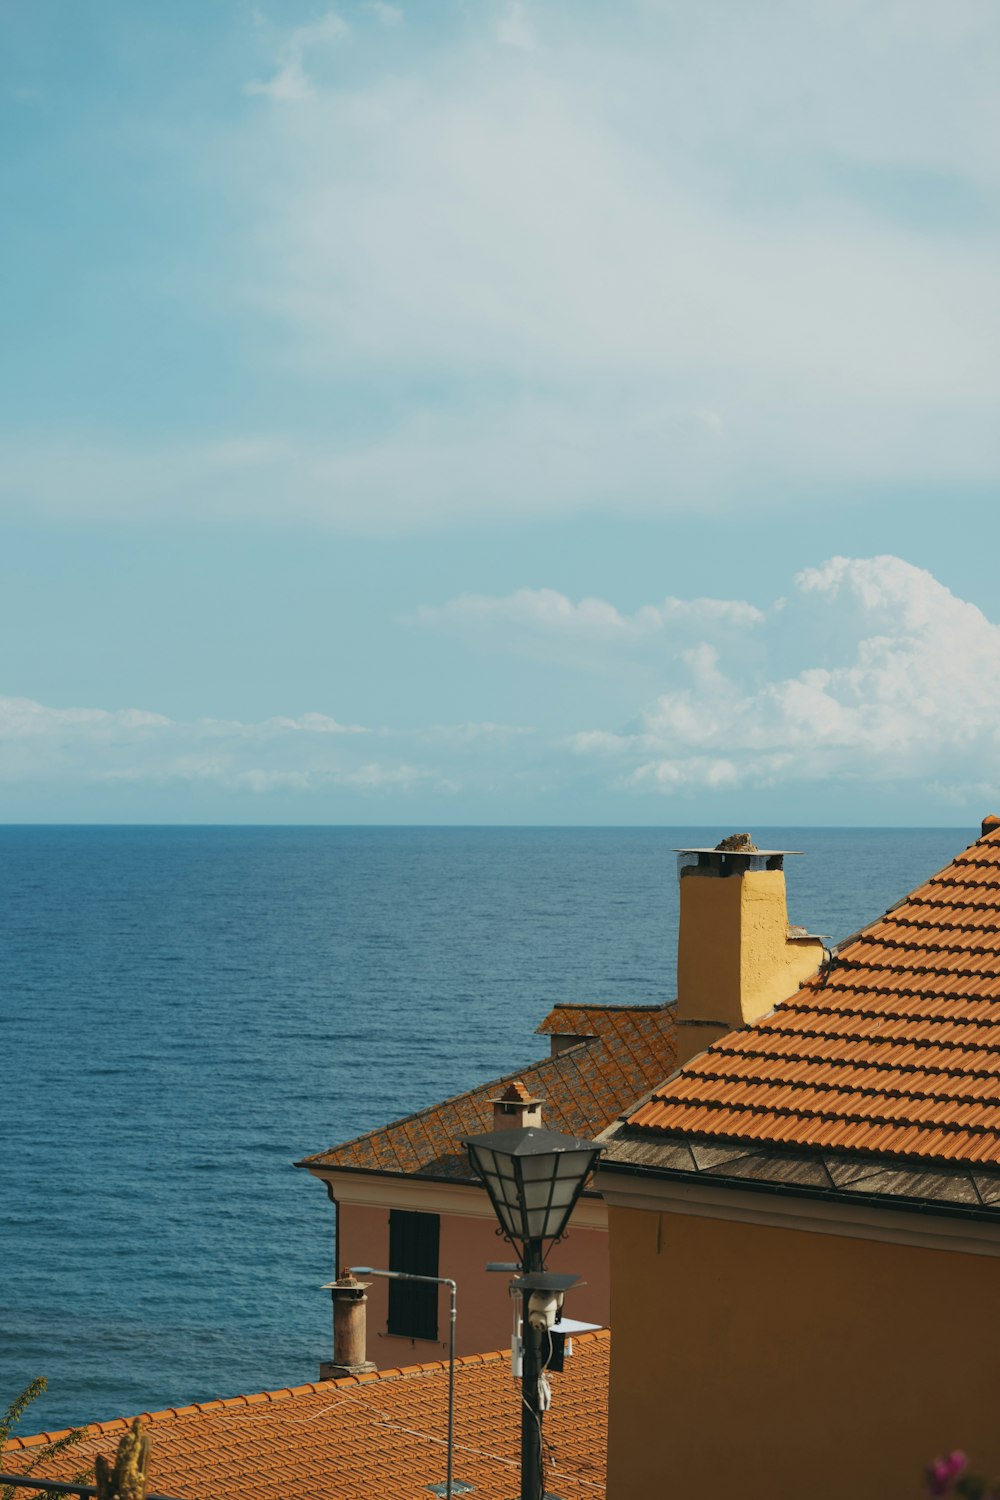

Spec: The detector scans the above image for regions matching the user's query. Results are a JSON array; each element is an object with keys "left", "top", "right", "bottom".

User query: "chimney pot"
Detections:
[{"left": 320, "top": 1270, "right": 377, "bottom": 1381}]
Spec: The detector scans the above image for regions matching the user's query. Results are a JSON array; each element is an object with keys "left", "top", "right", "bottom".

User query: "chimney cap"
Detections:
[
  {"left": 674, "top": 846, "right": 803, "bottom": 857},
  {"left": 490, "top": 1079, "right": 543, "bottom": 1108},
  {"left": 322, "top": 1270, "right": 371, "bottom": 1294}
]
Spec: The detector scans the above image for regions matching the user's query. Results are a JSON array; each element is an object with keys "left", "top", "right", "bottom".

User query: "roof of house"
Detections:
[
  {"left": 2, "top": 1331, "right": 609, "bottom": 1500},
  {"left": 602, "top": 824, "right": 1000, "bottom": 1212},
  {"left": 297, "top": 1003, "right": 676, "bottom": 1181}
]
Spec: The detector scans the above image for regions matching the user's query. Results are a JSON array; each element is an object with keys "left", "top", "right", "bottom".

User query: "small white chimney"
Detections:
[{"left": 491, "top": 1079, "right": 543, "bottom": 1132}]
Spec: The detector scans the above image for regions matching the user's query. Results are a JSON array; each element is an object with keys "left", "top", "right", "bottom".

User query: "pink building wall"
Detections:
[{"left": 335, "top": 1201, "right": 609, "bottom": 1366}]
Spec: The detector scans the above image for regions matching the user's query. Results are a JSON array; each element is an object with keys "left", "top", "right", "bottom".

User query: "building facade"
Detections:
[
  {"left": 297, "top": 1001, "right": 676, "bottom": 1366},
  {"left": 599, "top": 822, "right": 1000, "bottom": 1500}
]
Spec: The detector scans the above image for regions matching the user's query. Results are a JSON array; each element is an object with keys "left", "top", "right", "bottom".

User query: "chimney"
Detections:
[
  {"left": 491, "top": 1079, "right": 543, "bottom": 1132},
  {"left": 319, "top": 1271, "right": 377, "bottom": 1381},
  {"left": 674, "top": 834, "right": 825, "bottom": 1067}
]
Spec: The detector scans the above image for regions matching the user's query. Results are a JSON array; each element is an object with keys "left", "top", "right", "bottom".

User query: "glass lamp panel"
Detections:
[
  {"left": 517, "top": 1153, "right": 560, "bottom": 1210},
  {"left": 465, "top": 1129, "right": 602, "bottom": 1245},
  {"left": 526, "top": 1208, "right": 551, "bottom": 1239},
  {"left": 547, "top": 1182, "right": 576, "bottom": 1208},
  {"left": 469, "top": 1147, "right": 521, "bottom": 1238},
  {"left": 555, "top": 1149, "right": 598, "bottom": 1181}
]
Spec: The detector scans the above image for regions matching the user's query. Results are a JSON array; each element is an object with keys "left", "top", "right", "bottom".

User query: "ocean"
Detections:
[{"left": 0, "top": 824, "right": 972, "bottom": 1431}]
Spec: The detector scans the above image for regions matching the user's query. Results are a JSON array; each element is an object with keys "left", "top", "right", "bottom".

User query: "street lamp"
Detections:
[
  {"left": 349, "top": 1267, "right": 464, "bottom": 1500},
  {"left": 461, "top": 1127, "right": 602, "bottom": 1500}
]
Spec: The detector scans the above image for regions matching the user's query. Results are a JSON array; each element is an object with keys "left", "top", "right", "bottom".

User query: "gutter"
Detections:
[{"left": 598, "top": 1156, "right": 1000, "bottom": 1228}]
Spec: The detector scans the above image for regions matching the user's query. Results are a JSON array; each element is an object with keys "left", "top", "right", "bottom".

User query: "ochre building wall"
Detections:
[
  {"left": 337, "top": 1203, "right": 610, "bottom": 1367},
  {"left": 607, "top": 1204, "right": 1000, "bottom": 1500},
  {"left": 675, "top": 867, "right": 822, "bottom": 1065}
]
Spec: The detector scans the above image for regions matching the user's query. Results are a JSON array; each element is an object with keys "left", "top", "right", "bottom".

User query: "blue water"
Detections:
[{"left": 0, "top": 825, "right": 971, "bottom": 1430}]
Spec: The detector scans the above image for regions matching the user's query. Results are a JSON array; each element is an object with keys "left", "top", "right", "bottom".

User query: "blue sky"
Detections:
[{"left": 2, "top": 0, "right": 999, "bottom": 823}]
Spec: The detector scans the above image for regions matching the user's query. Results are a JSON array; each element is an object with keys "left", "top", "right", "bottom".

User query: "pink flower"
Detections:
[{"left": 925, "top": 1451, "right": 967, "bottom": 1497}]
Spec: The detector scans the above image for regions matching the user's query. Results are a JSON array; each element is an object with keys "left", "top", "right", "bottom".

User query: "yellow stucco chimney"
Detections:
[{"left": 674, "top": 834, "right": 824, "bottom": 1066}]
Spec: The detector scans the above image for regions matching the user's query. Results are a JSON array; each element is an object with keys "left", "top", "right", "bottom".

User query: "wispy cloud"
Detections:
[
  {"left": 0, "top": 695, "right": 533, "bottom": 802},
  {"left": 496, "top": 2, "right": 537, "bottom": 52},
  {"left": 7, "top": 5, "right": 1000, "bottom": 532},
  {"left": 418, "top": 588, "right": 764, "bottom": 638},
  {"left": 7, "top": 558, "right": 1000, "bottom": 814},
  {"left": 246, "top": 10, "right": 349, "bottom": 103}
]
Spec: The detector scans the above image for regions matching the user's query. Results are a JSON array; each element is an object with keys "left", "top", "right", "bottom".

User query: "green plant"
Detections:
[{"left": 0, "top": 1378, "right": 90, "bottom": 1500}]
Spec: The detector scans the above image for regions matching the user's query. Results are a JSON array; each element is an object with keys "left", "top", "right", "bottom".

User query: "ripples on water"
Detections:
[{"left": 0, "top": 824, "right": 970, "bottom": 1427}]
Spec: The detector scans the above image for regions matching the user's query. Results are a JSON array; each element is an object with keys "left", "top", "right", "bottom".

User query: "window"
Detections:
[{"left": 387, "top": 1209, "right": 440, "bottom": 1340}]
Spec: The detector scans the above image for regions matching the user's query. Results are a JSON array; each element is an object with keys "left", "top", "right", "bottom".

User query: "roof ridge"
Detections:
[
  {"left": 295, "top": 1040, "right": 598, "bottom": 1165},
  {"left": 826, "top": 830, "right": 999, "bottom": 952},
  {"left": 540, "top": 1001, "right": 668, "bottom": 1015},
  {"left": 300, "top": 1008, "right": 677, "bottom": 1174}
]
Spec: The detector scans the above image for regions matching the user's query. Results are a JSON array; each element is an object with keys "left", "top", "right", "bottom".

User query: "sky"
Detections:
[{"left": 1, "top": 0, "right": 999, "bottom": 824}]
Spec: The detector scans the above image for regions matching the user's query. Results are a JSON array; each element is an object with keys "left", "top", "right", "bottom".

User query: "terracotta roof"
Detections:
[
  {"left": 535, "top": 1002, "right": 665, "bottom": 1036},
  {"left": 621, "top": 825, "right": 1000, "bottom": 1170},
  {"left": 2, "top": 1333, "right": 609, "bottom": 1500},
  {"left": 298, "top": 1004, "right": 675, "bottom": 1180}
]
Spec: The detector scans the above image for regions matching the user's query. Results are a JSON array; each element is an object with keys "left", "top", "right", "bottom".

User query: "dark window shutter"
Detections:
[{"left": 387, "top": 1210, "right": 440, "bottom": 1340}]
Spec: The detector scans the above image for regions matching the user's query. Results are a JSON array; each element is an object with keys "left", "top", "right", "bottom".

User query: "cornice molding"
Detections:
[
  {"left": 595, "top": 1168, "right": 1000, "bottom": 1258},
  {"left": 306, "top": 1165, "right": 609, "bottom": 1231}
]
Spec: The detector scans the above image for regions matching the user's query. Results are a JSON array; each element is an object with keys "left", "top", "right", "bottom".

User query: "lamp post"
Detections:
[
  {"left": 461, "top": 1127, "right": 602, "bottom": 1500},
  {"left": 349, "top": 1267, "right": 459, "bottom": 1500}
]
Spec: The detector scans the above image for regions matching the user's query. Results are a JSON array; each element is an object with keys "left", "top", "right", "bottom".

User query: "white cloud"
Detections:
[
  {"left": 5, "top": 557, "right": 1000, "bottom": 812},
  {"left": 567, "top": 555, "right": 1000, "bottom": 796},
  {"left": 219, "top": 4, "right": 1000, "bottom": 526},
  {"left": 410, "top": 722, "right": 536, "bottom": 745},
  {"left": 0, "top": 695, "right": 531, "bottom": 801},
  {"left": 0, "top": 695, "right": 172, "bottom": 738},
  {"left": 246, "top": 11, "right": 349, "bottom": 103},
  {"left": 497, "top": 2, "right": 537, "bottom": 52},
  {"left": 416, "top": 585, "right": 769, "bottom": 684},
  {"left": 418, "top": 587, "right": 764, "bottom": 638},
  {"left": 364, "top": 1, "right": 402, "bottom": 25},
  {"left": 7, "top": 7, "right": 1000, "bottom": 531}
]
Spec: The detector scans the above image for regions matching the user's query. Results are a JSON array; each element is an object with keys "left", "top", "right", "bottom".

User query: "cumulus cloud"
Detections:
[
  {"left": 566, "top": 556, "right": 1000, "bottom": 797},
  {"left": 416, "top": 584, "right": 770, "bottom": 685}
]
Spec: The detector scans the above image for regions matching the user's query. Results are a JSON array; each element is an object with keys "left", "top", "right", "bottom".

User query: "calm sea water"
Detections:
[{"left": 0, "top": 825, "right": 971, "bottom": 1430}]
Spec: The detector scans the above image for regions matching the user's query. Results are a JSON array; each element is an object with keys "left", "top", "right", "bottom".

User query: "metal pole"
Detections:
[
  {"left": 349, "top": 1267, "right": 457, "bottom": 1499},
  {"left": 447, "top": 1280, "right": 456, "bottom": 1500},
  {"left": 520, "top": 1239, "right": 544, "bottom": 1500}
]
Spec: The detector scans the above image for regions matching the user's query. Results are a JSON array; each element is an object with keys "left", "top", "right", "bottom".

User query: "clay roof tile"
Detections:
[
  {"left": 3, "top": 1334, "right": 610, "bottom": 1500},
  {"left": 299, "top": 1003, "right": 676, "bottom": 1180},
  {"left": 621, "top": 825, "right": 1000, "bottom": 1170}
]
